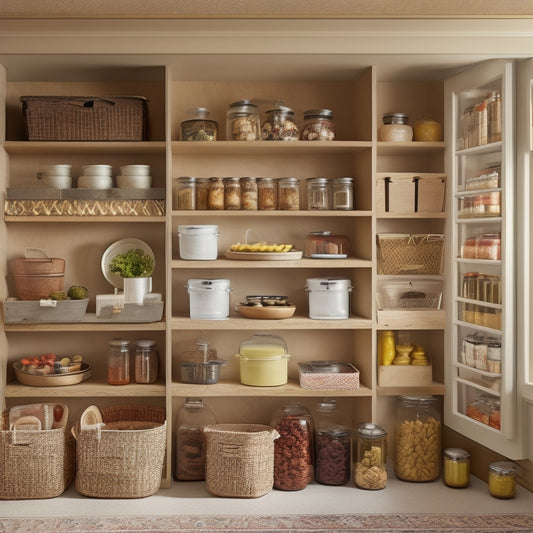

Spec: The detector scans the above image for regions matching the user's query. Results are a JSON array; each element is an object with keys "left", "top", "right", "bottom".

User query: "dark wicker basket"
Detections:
[{"left": 20, "top": 96, "right": 148, "bottom": 141}]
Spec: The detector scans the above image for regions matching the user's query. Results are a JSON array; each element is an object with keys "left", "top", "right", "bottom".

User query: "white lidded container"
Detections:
[
  {"left": 305, "top": 277, "right": 353, "bottom": 319},
  {"left": 178, "top": 225, "right": 219, "bottom": 260},
  {"left": 186, "top": 279, "right": 231, "bottom": 319}
]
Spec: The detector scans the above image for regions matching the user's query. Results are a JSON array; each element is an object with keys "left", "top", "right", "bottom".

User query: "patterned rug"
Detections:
[{"left": 1, "top": 513, "right": 532, "bottom": 532}]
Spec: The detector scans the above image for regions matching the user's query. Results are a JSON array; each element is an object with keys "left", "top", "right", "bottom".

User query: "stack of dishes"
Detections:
[
  {"left": 116, "top": 164, "right": 152, "bottom": 189},
  {"left": 77, "top": 164, "right": 113, "bottom": 189},
  {"left": 37, "top": 164, "right": 72, "bottom": 189}
]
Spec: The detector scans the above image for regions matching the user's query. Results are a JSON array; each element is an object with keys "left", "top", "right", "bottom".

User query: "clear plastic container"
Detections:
[
  {"left": 226, "top": 100, "right": 260, "bottom": 141},
  {"left": 257, "top": 177, "right": 277, "bottom": 210},
  {"left": 278, "top": 177, "right": 300, "bottom": 210},
  {"left": 354, "top": 423, "right": 387, "bottom": 490},
  {"left": 378, "top": 113, "right": 413, "bottom": 142},
  {"left": 332, "top": 177, "right": 354, "bottom": 210},
  {"left": 134, "top": 339, "right": 158, "bottom": 384},
  {"left": 107, "top": 339, "right": 130, "bottom": 385},
  {"left": 306, "top": 177, "right": 330, "bottom": 210},
  {"left": 181, "top": 108, "right": 218, "bottom": 141},
  {"left": 300, "top": 109, "right": 335, "bottom": 141},
  {"left": 174, "top": 177, "right": 196, "bottom": 210},
  {"left": 261, "top": 106, "right": 299, "bottom": 141},
  {"left": 443, "top": 448, "right": 470, "bottom": 488},
  {"left": 180, "top": 336, "right": 225, "bottom": 384},
  {"left": 304, "top": 231, "right": 349, "bottom": 258}
]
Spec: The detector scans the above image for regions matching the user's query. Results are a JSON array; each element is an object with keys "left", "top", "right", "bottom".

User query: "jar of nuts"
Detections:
[
  {"left": 300, "top": 109, "right": 335, "bottom": 141},
  {"left": 394, "top": 395, "right": 441, "bottom": 482},
  {"left": 226, "top": 100, "right": 260, "bottom": 141},
  {"left": 354, "top": 423, "right": 387, "bottom": 490},
  {"left": 271, "top": 404, "right": 314, "bottom": 491},
  {"left": 261, "top": 105, "right": 299, "bottom": 141}
]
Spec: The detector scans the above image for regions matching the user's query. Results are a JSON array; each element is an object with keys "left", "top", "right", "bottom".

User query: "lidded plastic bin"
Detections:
[
  {"left": 178, "top": 225, "right": 219, "bottom": 260},
  {"left": 305, "top": 277, "right": 353, "bottom": 319},
  {"left": 186, "top": 279, "right": 231, "bottom": 319}
]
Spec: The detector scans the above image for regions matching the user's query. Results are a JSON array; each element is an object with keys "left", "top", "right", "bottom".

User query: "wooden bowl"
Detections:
[{"left": 235, "top": 305, "right": 296, "bottom": 319}]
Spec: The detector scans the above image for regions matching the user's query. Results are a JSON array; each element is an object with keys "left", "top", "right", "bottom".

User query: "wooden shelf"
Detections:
[
  {"left": 172, "top": 210, "right": 372, "bottom": 218},
  {"left": 3, "top": 141, "right": 166, "bottom": 155},
  {"left": 171, "top": 258, "right": 372, "bottom": 269},
  {"left": 377, "top": 141, "right": 446, "bottom": 155},
  {"left": 376, "top": 212, "right": 446, "bottom": 219},
  {"left": 5, "top": 216, "right": 164, "bottom": 223},
  {"left": 4, "top": 316, "right": 166, "bottom": 332},
  {"left": 377, "top": 381, "right": 445, "bottom": 396},
  {"left": 376, "top": 309, "right": 446, "bottom": 329}
]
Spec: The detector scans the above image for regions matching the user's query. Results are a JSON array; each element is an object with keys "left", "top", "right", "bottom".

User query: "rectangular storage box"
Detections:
[
  {"left": 2, "top": 298, "right": 89, "bottom": 323},
  {"left": 298, "top": 361, "right": 360, "bottom": 390},
  {"left": 378, "top": 364, "right": 433, "bottom": 386},
  {"left": 21, "top": 96, "right": 148, "bottom": 141}
]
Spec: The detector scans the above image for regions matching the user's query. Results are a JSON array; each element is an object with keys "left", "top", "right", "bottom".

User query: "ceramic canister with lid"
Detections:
[
  {"left": 305, "top": 277, "right": 353, "bottom": 319},
  {"left": 178, "top": 225, "right": 219, "bottom": 260},
  {"left": 186, "top": 279, "right": 231, "bottom": 319}
]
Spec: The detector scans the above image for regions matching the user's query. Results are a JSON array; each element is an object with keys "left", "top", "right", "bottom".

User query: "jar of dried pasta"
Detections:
[
  {"left": 241, "top": 177, "right": 258, "bottom": 210},
  {"left": 208, "top": 177, "right": 225, "bottom": 210},
  {"left": 278, "top": 177, "right": 300, "bottom": 210},
  {"left": 354, "top": 423, "right": 387, "bottom": 490},
  {"left": 257, "top": 177, "right": 277, "bottom": 210},
  {"left": 196, "top": 178, "right": 210, "bottom": 210},
  {"left": 224, "top": 177, "right": 241, "bottom": 210},
  {"left": 174, "top": 177, "right": 196, "bottom": 210},
  {"left": 226, "top": 100, "right": 260, "bottom": 141}
]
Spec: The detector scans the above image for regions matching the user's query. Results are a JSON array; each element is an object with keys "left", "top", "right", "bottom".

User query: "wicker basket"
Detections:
[
  {"left": 20, "top": 96, "right": 148, "bottom": 141},
  {"left": 377, "top": 233, "right": 445, "bottom": 275},
  {"left": 0, "top": 403, "right": 74, "bottom": 499},
  {"left": 203, "top": 424, "right": 279, "bottom": 498},
  {"left": 74, "top": 404, "right": 166, "bottom": 499}
]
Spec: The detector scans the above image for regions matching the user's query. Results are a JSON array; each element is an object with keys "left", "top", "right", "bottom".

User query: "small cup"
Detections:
[
  {"left": 42, "top": 175, "right": 72, "bottom": 189},
  {"left": 82, "top": 164, "right": 112, "bottom": 176},
  {"left": 37, "top": 164, "right": 72, "bottom": 179},
  {"left": 120, "top": 164, "right": 151, "bottom": 176}
]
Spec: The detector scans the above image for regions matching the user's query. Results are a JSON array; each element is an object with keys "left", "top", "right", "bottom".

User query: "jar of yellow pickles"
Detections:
[
  {"left": 443, "top": 448, "right": 470, "bottom": 488},
  {"left": 488, "top": 461, "right": 517, "bottom": 499}
]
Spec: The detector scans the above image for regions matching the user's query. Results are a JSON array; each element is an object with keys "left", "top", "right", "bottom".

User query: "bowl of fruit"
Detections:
[{"left": 13, "top": 353, "right": 91, "bottom": 386}]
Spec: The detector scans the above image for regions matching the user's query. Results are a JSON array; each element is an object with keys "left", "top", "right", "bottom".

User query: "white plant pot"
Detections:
[{"left": 123, "top": 277, "right": 152, "bottom": 305}]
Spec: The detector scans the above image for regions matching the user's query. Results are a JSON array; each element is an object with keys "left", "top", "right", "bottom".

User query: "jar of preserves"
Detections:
[
  {"left": 240, "top": 177, "right": 258, "bottom": 210},
  {"left": 378, "top": 113, "right": 413, "bottom": 142},
  {"left": 174, "top": 398, "right": 217, "bottom": 481},
  {"left": 304, "top": 231, "right": 349, "bottom": 258},
  {"left": 314, "top": 399, "right": 350, "bottom": 486},
  {"left": 488, "top": 461, "right": 516, "bottom": 499},
  {"left": 261, "top": 105, "right": 299, "bottom": 141},
  {"left": 196, "top": 177, "right": 210, "bottom": 210},
  {"left": 306, "top": 177, "right": 330, "bottom": 210},
  {"left": 443, "top": 448, "right": 470, "bottom": 488},
  {"left": 257, "top": 177, "right": 277, "bottom": 210},
  {"left": 271, "top": 403, "right": 314, "bottom": 491},
  {"left": 226, "top": 100, "right": 260, "bottom": 141},
  {"left": 208, "top": 177, "right": 225, "bottom": 210},
  {"left": 413, "top": 117, "right": 442, "bottom": 142},
  {"left": 180, "top": 108, "right": 218, "bottom": 141},
  {"left": 332, "top": 177, "right": 354, "bottom": 210},
  {"left": 394, "top": 395, "right": 441, "bottom": 482},
  {"left": 278, "top": 177, "right": 300, "bottom": 210},
  {"left": 224, "top": 177, "right": 241, "bottom": 210},
  {"left": 134, "top": 339, "right": 159, "bottom": 384},
  {"left": 107, "top": 339, "right": 130, "bottom": 385},
  {"left": 300, "top": 109, "right": 335, "bottom": 141},
  {"left": 174, "top": 177, "right": 196, "bottom": 210},
  {"left": 354, "top": 423, "right": 387, "bottom": 490}
]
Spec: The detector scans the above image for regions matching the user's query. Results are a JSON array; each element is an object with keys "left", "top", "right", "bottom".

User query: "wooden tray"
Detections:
[
  {"left": 2, "top": 298, "right": 89, "bottom": 323},
  {"left": 13, "top": 362, "right": 92, "bottom": 387},
  {"left": 225, "top": 250, "right": 302, "bottom": 261},
  {"left": 235, "top": 305, "right": 296, "bottom": 319}
]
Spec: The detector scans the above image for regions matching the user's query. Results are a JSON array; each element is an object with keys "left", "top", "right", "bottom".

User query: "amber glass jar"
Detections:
[{"left": 413, "top": 117, "right": 443, "bottom": 142}]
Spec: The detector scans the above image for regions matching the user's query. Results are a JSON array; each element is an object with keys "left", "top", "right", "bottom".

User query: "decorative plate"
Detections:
[{"left": 13, "top": 362, "right": 92, "bottom": 387}]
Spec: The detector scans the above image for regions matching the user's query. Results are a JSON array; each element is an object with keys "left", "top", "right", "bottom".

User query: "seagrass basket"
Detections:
[
  {"left": 74, "top": 404, "right": 166, "bottom": 499},
  {"left": 203, "top": 424, "right": 279, "bottom": 498},
  {"left": 0, "top": 403, "right": 74, "bottom": 499}
]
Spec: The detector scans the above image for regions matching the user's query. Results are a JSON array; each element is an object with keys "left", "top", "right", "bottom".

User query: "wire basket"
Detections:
[{"left": 377, "top": 280, "right": 443, "bottom": 310}]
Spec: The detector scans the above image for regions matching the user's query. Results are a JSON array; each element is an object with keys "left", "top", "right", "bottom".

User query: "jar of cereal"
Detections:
[
  {"left": 354, "top": 423, "right": 387, "bottom": 490},
  {"left": 226, "top": 100, "right": 260, "bottom": 141}
]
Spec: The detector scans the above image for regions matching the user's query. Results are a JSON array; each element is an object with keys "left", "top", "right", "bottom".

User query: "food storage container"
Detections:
[
  {"left": 278, "top": 177, "right": 300, "bottom": 210},
  {"left": 134, "top": 339, "right": 158, "bottom": 384},
  {"left": 304, "top": 231, "right": 349, "bottom": 258},
  {"left": 226, "top": 100, "right": 260, "bottom": 141},
  {"left": 208, "top": 177, "right": 225, "bottom": 210},
  {"left": 180, "top": 337, "right": 226, "bottom": 384},
  {"left": 261, "top": 105, "right": 299, "bottom": 141},
  {"left": 174, "top": 177, "right": 196, "bottom": 210},
  {"left": 354, "top": 423, "right": 387, "bottom": 490},
  {"left": 298, "top": 361, "right": 360, "bottom": 390},
  {"left": 300, "top": 109, "right": 335, "bottom": 141},
  {"left": 224, "top": 177, "right": 241, "bottom": 210},
  {"left": 305, "top": 277, "right": 353, "bottom": 319},
  {"left": 488, "top": 461, "right": 516, "bottom": 499},
  {"left": 306, "top": 177, "right": 330, "bottom": 210},
  {"left": 107, "top": 339, "right": 130, "bottom": 385},
  {"left": 178, "top": 225, "right": 219, "bottom": 260},
  {"left": 181, "top": 107, "right": 218, "bottom": 141},
  {"left": 443, "top": 448, "right": 470, "bottom": 488},
  {"left": 378, "top": 113, "right": 413, "bottom": 142},
  {"left": 240, "top": 177, "right": 258, "bottom": 210},
  {"left": 237, "top": 333, "right": 290, "bottom": 386},
  {"left": 394, "top": 395, "right": 441, "bottom": 482},
  {"left": 196, "top": 178, "right": 210, "bottom": 210},
  {"left": 332, "top": 177, "right": 354, "bottom": 210},
  {"left": 413, "top": 117, "right": 442, "bottom": 142},
  {"left": 186, "top": 279, "right": 231, "bottom": 320},
  {"left": 11, "top": 255, "right": 66, "bottom": 301},
  {"left": 257, "top": 177, "right": 277, "bottom": 210}
]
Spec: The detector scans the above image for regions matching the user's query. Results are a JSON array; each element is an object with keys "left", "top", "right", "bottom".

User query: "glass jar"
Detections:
[
  {"left": 196, "top": 177, "right": 210, "bottom": 210},
  {"left": 240, "top": 177, "right": 258, "bottom": 210},
  {"left": 488, "top": 461, "right": 516, "bottom": 499},
  {"left": 314, "top": 399, "right": 351, "bottom": 486},
  {"left": 224, "top": 177, "right": 241, "bottom": 210},
  {"left": 107, "top": 339, "right": 130, "bottom": 385},
  {"left": 226, "top": 100, "right": 260, "bottom": 141},
  {"left": 354, "top": 423, "right": 387, "bottom": 490},
  {"left": 486, "top": 90, "right": 502, "bottom": 144},
  {"left": 180, "top": 107, "right": 218, "bottom": 141},
  {"left": 394, "top": 395, "right": 441, "bottom": 482},
  {"left": 174, "top": 398, "right": 217, "bottom": 481},
  {"left": 261, "top": 105, "right": 299, "bottom": 141},
  {"left": 208, "top": 177, "right": 225, "bottom": 210},
  {"left": 174, "top": 177, "right": 196, "bottom": 211},
  {"left": 257, "top": 177, "right": 277, "bottom": 210},
  {"left": 278, "top": 177, "right": 300, "bottom": 210},
  {"left": 304, "top": 231, "right": 349, "bottom": 258},
  {"left": 378, "top": 113, "right": 413, "bottom": 142},
  {"left": 332, "top": 177, "right": 354, "bottom": 210},
  {"left": 443, "top": 448, "right": 470, "bottom": 488},
  {"left": 300, "top": 109, "right": 335, "bottom": 141},
  {"left": 306, "top": 177, "right": 330, "bottom": 210},
  {"left": 271, "top": 403, "right": 314, "bottom": 491},
  {"left": 134, "top": 339, "right": 158, "bottom": 384},
  {"left": 413, "top": 117, "right": 442, "bottom": 142}
]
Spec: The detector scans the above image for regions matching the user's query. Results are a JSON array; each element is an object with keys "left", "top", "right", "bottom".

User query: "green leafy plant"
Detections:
[{"left": 109, "top": 248, "right": 155, "bottom": 278}]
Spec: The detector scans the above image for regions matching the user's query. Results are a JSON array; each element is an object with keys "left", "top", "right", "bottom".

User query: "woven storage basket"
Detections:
[
  {"left": 75, "top": 404, "right": 166, "bottom": 499},
  {"left": 20, "top": 96, "right": 148, "bottom": 141},
  {"left": 0, "top": 404, "right": 74, "bottom": 499},
  {"left": 377, "top": 233, "right": 445, "bottom": 275},
  {"left": 203, "top": 424, "right": 279, "bottom": 498}
]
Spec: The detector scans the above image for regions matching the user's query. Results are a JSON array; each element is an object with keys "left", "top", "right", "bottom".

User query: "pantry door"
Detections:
[{"left": 444, "top": 59, "right": 525, "bottom": 459}]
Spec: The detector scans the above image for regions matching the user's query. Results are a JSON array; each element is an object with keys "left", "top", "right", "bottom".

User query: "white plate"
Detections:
[
  {"left": 101, "top": 238, "right": 155, "bottom": 289},
  {"left": 308, "top": 254, "right": 348, "bottom": 259}
]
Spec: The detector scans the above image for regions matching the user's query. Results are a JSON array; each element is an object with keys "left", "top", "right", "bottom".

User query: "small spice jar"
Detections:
[
  {"left": 261, "top": 105, "right": 299, "bottom": 141},
  {"left": 443, "top": 448, "right": 470, "bottom": 488},
  {"left": 278, "top": 177, "right": 300, "bottom": 210},
  {"left": 240, "top": 177, "right": 258, "bottom": 210},
  {"left": 332, "top": 177, "right": 354, "bottom": 210},
  {"left": 107, "top": 339, "right": 130, "bottom": 385},
  {"left": 181, "top": 108, "right": 218, "bottom": 141},
  {"left": 257, "top": 177, "right": 277, "bottom": 210},
  {"left": 196, "top": 178, "right": 210, "bottom": 210},
  {"left": 300, "top": 109, "right": 336, "bottom": 141},
  {"left": 413, "top": 117, "right": 442, "bottom": 142},
  {"left": 378, "top": 113, "right": 413, "bottom": 142},
  {"left": 306, "top": 177, "right": 330, "bottom": 210},
  {"left": 488, "top": 461, "right": 517, "bottom": 499},
  {"left": 134, "top": 339, "right": 159, "bottom": 384},
  {"left": 224, "top": 177, "right": 241, "bottom": 210},
  {"left": 226, "top": 100, "right": 260, "bottom": 141},
  {"left": 354, "top": 423, "right": 387, "bottom": 490},
  {"left": 208, "top": 177, "right": 225, "bottom": 210}
]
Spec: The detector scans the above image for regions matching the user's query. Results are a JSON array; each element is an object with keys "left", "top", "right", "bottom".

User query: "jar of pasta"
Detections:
[
  {"left": 224, "top": 177, "right": 241, "bottom": 210},
  {"left": 240, "top": 177, "right": 258, "bottom": 210},
  {"left": 196, "top": 178, "right": 210, "bottom": 210},
  {"left": 278, "top": 177, "right": 300, "bottom": 210},
  {"left": 226, "top": 100, "right": 260, "bottom": 141},
  {"left": 354, "top": 423, "right": 387, "bottom": 490},
  {"left": 257, "top": 177, "right": 277, "bottom": 210},
  {"left": 174, "top": 177, "right": 196, "bottom": 210},
  {"left": 208, "top": 177, "right": 225, "bottom": 210}
]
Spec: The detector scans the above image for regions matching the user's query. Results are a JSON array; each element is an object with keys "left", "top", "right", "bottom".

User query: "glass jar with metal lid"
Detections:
[
  {"left": 196, "top": 177, "right": 210, "bottom": 210},
  {"left": 180, "top": 107, "right": 218, "bottom": 141},
  {"left": 226, "top": 100, "right": 260, "bottom": 141},
  {"left": 305, "top": 231, "right": 349, "bottom": 258},
  {"left": 224, "top": 177, "right": 241, "bottom": 210},
  {"left": 278, "top": 177, "right": 300, "bottom": 210},
  {"left": 107, "top": 339, "right": 130, "bottom": 385},
  {"left": 332, "top": 177, "right": 354, "bottom": 210},
  {"left": 240, "top": 177, "right": 258, "bottom": 210},
  {"left": 488, "top": 461, "right": 517, "bottom": 499},
  {"left": 306, "top": 177, "right": 330, "bottom": 210},
  {"left": 175, "top": 176, "right": 197, "bottom": 211},
  {"left": 134, "top": 339, "right": 158, "bottom": 384},
  {"left": 208, "top": 177, "right": 224, "bottom": 210},
  {"left": 443, "top": 448, "right": 470, "bottom": 488},
  {"left": 261, "top": 105, "right": 299, "bottom": 141},
  {"left": 257, "top": 177, "right": 277, "bottom": 210},
  {"left": 378, "top": 113, "right": 413, "bottom": 142},
  {"left": 354, "top": 423, "right": 387, "bottom": 490},
  {"left": 300, "top": 109, "right": 336, "bottom": 141}
]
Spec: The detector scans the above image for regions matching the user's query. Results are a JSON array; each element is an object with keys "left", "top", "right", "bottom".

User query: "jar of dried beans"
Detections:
[
  {"left": 261, "top": 105, "right": 299, "bottom": 141},
  {"left": 300, "top": 109, "right": 336, "bottom": 141},
  {"left": 354, "top": 423, "right": 387, "bottom": 490},
  {"left": 226, "top": 100, "right": 260, "bottom": 141},
  {"left": 271, "top": 404, "right": 314, "bottom": 491},
  {"left": 224, "top": 177, "right": 241, "bottom": 210},
  {"left": 314, "top": 399, "right": 351, "bottom": 486},
  {"left": 278, "top": 177, "right": 300, "bottom": 210},
  {"left": 257, "top": 177, "right": 277, "bottom": 210},
  {"left": 240, "top": 177, "right": 258, "bottom": 210}
]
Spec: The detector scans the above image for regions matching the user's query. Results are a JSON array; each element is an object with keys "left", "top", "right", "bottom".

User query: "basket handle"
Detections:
[
  {"left": 24, "top": 247, "right": 50, "bottom": 259},
  {"left": 67, "top": 97, "right": 117, "bottom": 108}
]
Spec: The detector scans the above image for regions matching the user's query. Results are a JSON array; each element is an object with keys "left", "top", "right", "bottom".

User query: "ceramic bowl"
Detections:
[
  {"left": 116, "top": 174, "right": 152, "bottom": 189},
  {"left": 120, "top": 164, "right": 151, "bottom": 176},
  {"left": 81, "top": 164, "right": 112, "bottom": 176},
  {"left": 42, "top": 175, "right": 72, "bottom": 189},
  {"left": 38, "top": 164, "right": 72, "bottom": 177},
  {"left": 77, "top": 175, "right": 113, "bottom": 189}
]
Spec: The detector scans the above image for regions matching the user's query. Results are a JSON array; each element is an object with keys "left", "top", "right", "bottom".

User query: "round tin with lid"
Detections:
[{"left": 379, "top": 112, "right": 413, "bottom": 142}]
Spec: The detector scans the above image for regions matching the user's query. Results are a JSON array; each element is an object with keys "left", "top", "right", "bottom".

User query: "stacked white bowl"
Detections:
[
  {"left": 37, "top": 164, "right": 72, "bottom": 189},
  {"left": 116, "top": 165, "right": 152, "bottom": 189},
  {"left": 77, "top": 165, "right": 114, "bottom": 189}
]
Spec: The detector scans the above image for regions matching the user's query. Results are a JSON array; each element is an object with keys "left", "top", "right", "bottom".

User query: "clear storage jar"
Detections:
[
  {"left": 354, "top": 423, "right": 387, "bottom": 490},
  {"left": 181, "top": 108, "right": 218, "bottom": 141},
  {"left": 261, "top": 105, "right": 299, "bottom": 141},
  {"left": 226, "top": 100, "right": 260, "bottom": 141},
  {"left": 107, "top": 339, "right": 130, "bottom": 385},
  {"left": 278, "top": 177, "right": 300, "bottom": 210},
  {"left": 488, "top": 461, "right": 516, "bottom": 499},
  {"left": 134, "top": 339, "right": 158, "bottom": 384},
  {"left": 257, "top": 177, "right": 277, "bottom": 210},
  {"left": 208, "top": 177, "right": 225, "bottom": 210},
  {"left": 394, "top": 395, "right": 441, "bottom": 482},
  {"left": 224, "top": 177, "right": 241, "bottom": 210},
  {"left": 443, "top": 448, "right": 470, "bottom": 488},
  {"left": 174, "top": 177, "right": 196, "bottom": 210},
  {"left": 306, "top": 177, "right": 330, "bottom": 210},
  {"left": 378, "top": 113, "right": 413, "bottom": 142},
  {"left": 240, "top": 177, "right": 258, "bottom": 210},
  {"left": 332, "top": 177, "right": 354, "bottom": 210},
  {"left": 304, "top": 231, "right": 349, "bottom": 258},
  {"left": 196, "top": 178, "right": 211, "bottom": 210},
  {"left": 300, "top": 109, "right": 335, "bottom": 141}
]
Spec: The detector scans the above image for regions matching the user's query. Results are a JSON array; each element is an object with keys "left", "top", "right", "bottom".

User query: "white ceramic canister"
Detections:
[
  {"left": 178, "top": 225, "right": 219, "bottom": 260},
  {"left": 305, "top": 277, "right": 353, "bottom": 319},
  {"left": 186, "top": 279, "right": 231, "bottom": 319}
]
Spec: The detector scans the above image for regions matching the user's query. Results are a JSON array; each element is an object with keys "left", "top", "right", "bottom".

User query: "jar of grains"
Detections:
[
  {"left": 226, "top": 100, "right": 260, "bottom": 141},
  {"left": 488, "top": 461, "right": 517, "bottom": 499},
  {"left": 107, "top": 339, "right": 130, "bottom": 385},
  {"left": 300, "top": 109, "right": 336, "bottom": 141},
  {"left": 394, "top": 395, "right": 441, "bottom": 482},
  {"left": 196, "top": 178, "right": 210, "bottom": 210},
  {"left": 332, "top": 177, "right": 354, "bottom": 210},
  {"left": 257, "top": 177, "right": 277, "bottom": 210},
  {"left": 378, "top": 113, "right": 413, "bottom": 142},
  {"left": 306, "top": 177, "right": 330, "bottom": 210},
  {"left": 224, "top": 177, "right": 241, "bottom": 210},
  {"left": 134, "top": 339, "right": 158, "bottom": 384},
  {"left": 278, "top": 177, "right": 300, "bottom": 210},
  {"left": 271, "top": 403, "right": 314, "bottom": 491},
  {"left": 443, "top": 448, "right": 470, "bottom": 488},
  {"left": 314, "top": 399, "right": 351, "bottom": 486},
  {"left": 208, "top": 177, "right": 225, "bottom": 210},
  {"left": 174, "top": 177, "right": 196, "bottom": 210},
  {"left": 240, "top": 177, "right": 258, "bottom": 210},
  {"left": 261, "top": 105, "right": 300, "bottom": 141},
  {"left": 354, "top": 423, "right": 388, "bottom": 490},
  {"left": 180, "top": 107, "right": 218, "bottom": 141}
]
